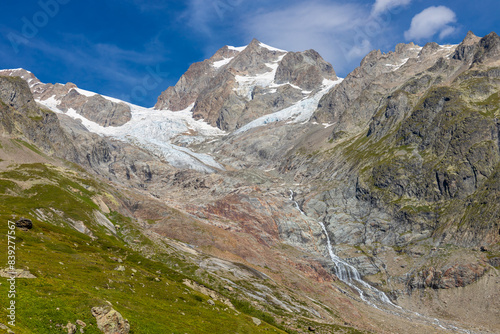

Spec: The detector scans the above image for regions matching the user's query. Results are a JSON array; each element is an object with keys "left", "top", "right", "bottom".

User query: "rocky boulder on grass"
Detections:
[
  {"left": 91, "top": 306, "right": 130, "bottom": 334},
  {"left": 16, "top": 218, "right": 33, "bottom": 230}
]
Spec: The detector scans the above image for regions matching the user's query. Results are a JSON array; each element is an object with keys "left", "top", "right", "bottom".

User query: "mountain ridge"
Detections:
[{"left": 1, "top": 31, "right": 500, "bottom": 333}]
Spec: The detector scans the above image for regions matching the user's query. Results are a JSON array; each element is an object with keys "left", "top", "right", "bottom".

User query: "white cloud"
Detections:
[
  {"left": 182, "top": 0, "right": 412, "bottom": 76},
  {"left": 183, "top": 0, "right": 216, "bottom": 36},
  {"left": 241, "top": 2, "right": 377, "bottom": 74},
  {"left": 439, "top": 26, "right": 456, "bottom": 39},
  {"left": 372, "top": 0, "right": 411, "bottom": 16},
  {"left": 404, "top": 6, "right": 457, "bottom": 41},
  {"left": 347, "top": 39, "right": 373, "bottom": 59}
]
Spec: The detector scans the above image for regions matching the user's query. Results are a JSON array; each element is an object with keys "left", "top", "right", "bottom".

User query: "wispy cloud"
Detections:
[
  {"left": 240, "top": 1, "right": 378, "bottom": 74},
  {"left": 182, "top": 0, "right": 238, "bottom": 36},
  {"left": 404, "top": 6, "right": 457, "bottom": 41},
  {"left": 0, "top": 31, "right": 172, "bottom": 104},
  {"left": 27, "top": 39, "right": 148, "bottom": 85},
  {"left": 371, "top": 0, "right": 411, "bottom": 16},
  {"left": 181, "top": 0, "right": 414, "bottom": 76}
]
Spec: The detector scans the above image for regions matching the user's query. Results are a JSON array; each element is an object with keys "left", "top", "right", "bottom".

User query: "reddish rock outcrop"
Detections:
[{"left": 408, "top": 262, "right": 488, "bottom": 290}]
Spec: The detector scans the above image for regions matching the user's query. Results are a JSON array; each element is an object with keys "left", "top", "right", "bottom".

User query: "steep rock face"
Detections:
[
  {"left": 275, "top": 49, "right": 336, "bottom": 91},
  {"left": 273, "top": 33, "right": 500, "bottom": 308},
  {"left": 312, "top": 36, "right": 481, "bottom": 134},
  {"left": 58, "top": 89, "right": 131, "bottom": 126},
  {"left": 408, "top": 262, "right": 488, "bottom": 290},
  {"left": 155, "top": 46, "right": 240, "bottom": 111},
  {"left": 281, "top": 32, "right": 500, "bottom": 248},
  {"left": 315, "top": 31, "right": 500, "bottom": 136},
  {"left": 155, "top": 39, "right": 336, "bottom": 131},
  {"left": 0, "top": 74, "right": 38, "bottom": 112},
  {"left": 0, "top": 69, "right": 131, "bottom": 127},
  {"left": 0, "top": 76, "right": 77, "bottom": 158},
  {"left": 0, "top": 73, "right": 163, "bottom": 188}
]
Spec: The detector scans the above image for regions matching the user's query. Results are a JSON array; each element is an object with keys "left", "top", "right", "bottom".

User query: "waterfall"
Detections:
[
  {"left": 288, "top": 190, "right": 474, "bottom": 332},
  {"left": 318, "top": 221, "right": 398, "bottom": 307},
  {"left": 289, "top": 190, "right": 305, "bottom": 215},
  {"left": 289, "top": 190, "right": 397, "bottom": 307}
]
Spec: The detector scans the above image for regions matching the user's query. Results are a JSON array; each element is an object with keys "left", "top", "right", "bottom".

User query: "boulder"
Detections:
[
  {"left": 0, "top": 268, "right": 36, "bottom": 278},
  {"left": 16, "top": 218, "right": 33, "bottom": 230},
  {"left": 65, "top": 322, "right": 77, "bottom": 334},
  {"left": 91, "top": 306, "right": 130, "bottom": 334}
]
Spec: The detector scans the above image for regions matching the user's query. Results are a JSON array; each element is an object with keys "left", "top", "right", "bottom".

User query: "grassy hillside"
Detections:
[{"left": 0, "top": 158, "right": 287, "bottom": 333}]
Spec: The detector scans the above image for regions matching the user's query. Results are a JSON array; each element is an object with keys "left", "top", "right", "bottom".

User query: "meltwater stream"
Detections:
[
  {"left": 289, "top": 190, "right": 473, "bottom": 333},
  {"left": 317, "top": 220, "right": 398, "bottom": 307},
  {"left": 289, "top": 191, "right": 398, "bottom": 308}
]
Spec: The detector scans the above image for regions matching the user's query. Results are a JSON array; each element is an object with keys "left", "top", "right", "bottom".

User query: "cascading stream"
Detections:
[
  {"left": 289, "top": 190, "right": 473, "bottom": 333},
  {"left": 318, "top": 220, "right": 398, "bottom": 307},
  {"left": 289, "top": 190, "right": 398, "bottom": 308}
]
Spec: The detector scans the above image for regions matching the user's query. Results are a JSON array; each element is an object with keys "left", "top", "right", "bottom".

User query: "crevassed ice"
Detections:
[{"left": 37, "top": 93, "right": 225, "bottom": 173}]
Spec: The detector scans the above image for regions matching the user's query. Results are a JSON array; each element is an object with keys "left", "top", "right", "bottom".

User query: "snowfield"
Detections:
[{"left": 234, "top": 78, "right": 343, "bottom": 134}]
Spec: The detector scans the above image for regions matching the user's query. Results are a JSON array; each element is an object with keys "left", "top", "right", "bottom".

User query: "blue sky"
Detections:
[{"left": 1, "top": 0, "right": 499, "bottom": 107}]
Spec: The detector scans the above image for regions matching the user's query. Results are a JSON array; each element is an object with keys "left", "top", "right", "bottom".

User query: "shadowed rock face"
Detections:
[
  {"left": 0, "top": 76, "right": 77, "bottom": 158},
  {"left": 0, "top": 75, "right": 38, "bottom": 113}
]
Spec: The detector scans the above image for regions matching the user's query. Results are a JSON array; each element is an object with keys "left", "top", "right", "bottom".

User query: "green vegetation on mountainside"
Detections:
[{"left": 0, "top": 161, "right": 287, "bottom": 334}]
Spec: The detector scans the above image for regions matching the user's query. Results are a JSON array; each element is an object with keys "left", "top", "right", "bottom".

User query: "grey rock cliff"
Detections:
[
  {"left": 0, "top": 76, "right": 77, "bottom": 158},
  {"left": 58, "top": 89, "right": 131, "bottom": 126},
  {"left": 275, "top": 49, "right": 337, "bottom": 90},
  {"left": 0, "top": 69, "right": 132, "bottom": 127}
]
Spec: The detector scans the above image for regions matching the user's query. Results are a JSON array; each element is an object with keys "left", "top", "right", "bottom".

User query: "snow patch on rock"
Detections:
[{"left": 234, "top": 77, "right": 343, "bottom": 134}]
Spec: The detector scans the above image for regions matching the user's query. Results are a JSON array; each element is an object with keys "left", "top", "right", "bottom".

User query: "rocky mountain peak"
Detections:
[
  {"left": 452, "top": 30, "right": 500, "bottom": 65},
  {"left": 475, "top": 31, "right": 500, "bottom": 63},
  {"left": 155, "top": 39, "right": 337, "bottom": 131},
  {"left": 275, "top": 49, "right": 337, "bottom": 91},
  {"left": 394, "top": 42, "right": 418, "bottom": 55},
  {"left": 210, "top": 45, "right": 241, "bottom": 62},
  {"left": 462, "top": 30, "right": 481, "bottom": 46},
  {"left": 154, "top": 38, "right": 286, "bottom": 112},
  {"left": 224, "top": 39, "right": 286, "bottom": 75},
  {"left": 417, "top": 42, "right": 440, "bottom": 57},
  {"left": 312, "top": 34, "right": 475, "bottom": 131},
  {"left": 0, "top": 68, "right": 41, "bottom": 87}
]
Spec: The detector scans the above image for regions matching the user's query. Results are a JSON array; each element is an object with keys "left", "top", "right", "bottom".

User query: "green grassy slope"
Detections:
[{"left": 0, "top": 160, "right": 287, "bottom": 334}]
